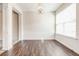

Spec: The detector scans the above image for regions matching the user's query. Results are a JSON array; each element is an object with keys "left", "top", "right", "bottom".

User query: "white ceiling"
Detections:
[{"left": 17, "top": 3, "right": 62, "bottom": 12}]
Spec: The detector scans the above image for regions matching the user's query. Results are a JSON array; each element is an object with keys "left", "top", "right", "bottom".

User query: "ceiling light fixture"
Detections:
[{"left": 37, "top": 3, "right": 44, "bottom": 14}]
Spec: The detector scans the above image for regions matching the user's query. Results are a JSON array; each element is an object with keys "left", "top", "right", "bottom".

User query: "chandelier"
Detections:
[{"left": 37, "top": 3, "right": 44, "bottom": 14}]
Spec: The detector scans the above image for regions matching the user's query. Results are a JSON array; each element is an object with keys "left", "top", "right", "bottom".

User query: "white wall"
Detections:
[
  {"left": 23, "top": 11, "right": 55, "bottom": 40},
  {"left": 0, "top": 11, "right": 2, "bottom": 40},
  {"left": 76, "top": 4, "right": 79, "bottom": 41},
  {"left": 55, "top": 3, "right": 79, "bottom": 54},
  {"left": 2, "top": 3, "right": 23, "bottom": 50},
  {"left": 0, "top": 4, "right": 2, "bottom": 41}
]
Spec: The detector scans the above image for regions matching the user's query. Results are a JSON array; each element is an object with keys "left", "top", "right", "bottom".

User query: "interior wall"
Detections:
[
  {"left": 2, "top": 3, "right": 23, "bottom": 50},
  {"left": 0, "top": 11, "right": 2, "bottom": 40},
  {"left": 0, "top": 4, "right": 2, "bottom": 49},
  {"left": 56, "top": 3, "right": 79, "bottom": 54},
  {"left": 12, "top": 11, "right": 19, "bottom": 44},
  {"left": 23, "top": 11, "right": 55, "bottom": 40},
  {"left": 0, "top": 4, "right": 2, "bottom": 41}
]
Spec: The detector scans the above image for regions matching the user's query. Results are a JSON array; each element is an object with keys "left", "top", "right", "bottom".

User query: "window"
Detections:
[{"left": 56, "top": 4, "right": 76, "bottom": 38}]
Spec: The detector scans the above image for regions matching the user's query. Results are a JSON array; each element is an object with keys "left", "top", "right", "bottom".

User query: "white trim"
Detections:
[{"left": 2, "top": 3, "right": 23, "bottom": 50}]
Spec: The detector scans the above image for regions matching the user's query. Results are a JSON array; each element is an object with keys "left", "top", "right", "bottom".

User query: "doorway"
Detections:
[
  {"left": 0, "top": 3, "right": 2, "bottom": 50},
  {"left": 12, "top": 11, "right": 19, "bottom": 44}
]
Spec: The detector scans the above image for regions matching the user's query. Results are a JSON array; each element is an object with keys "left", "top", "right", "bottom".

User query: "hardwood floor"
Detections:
[{"left": 0, "top": 40, "right": 79, "bottom": 56}]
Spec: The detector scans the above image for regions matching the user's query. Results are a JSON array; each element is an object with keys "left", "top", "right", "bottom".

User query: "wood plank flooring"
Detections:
[
  {"left": 0, "top": 50, "right": 5, "bottom": 55},
  {"left": 0, "top": 40, "right": 79, "bottom": 56}
]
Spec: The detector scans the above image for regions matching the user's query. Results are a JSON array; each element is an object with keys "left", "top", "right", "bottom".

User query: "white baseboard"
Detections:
[
  {"left": 13, "top": 40, "right": 20, "bottom": 46},
  {"left": 56, "top": 34, "right": 79, "bottom": 54}
]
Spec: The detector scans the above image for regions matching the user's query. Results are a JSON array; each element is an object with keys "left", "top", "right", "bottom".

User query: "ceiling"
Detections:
[{"left": 17, "top": 3, "right": 62, "bottom": 12}]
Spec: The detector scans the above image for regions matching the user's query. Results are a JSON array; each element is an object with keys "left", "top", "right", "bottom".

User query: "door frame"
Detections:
[
  {"left": 12, "top": 10, "right": 19, "bottom": 44},
  {"left": 2, "top": 4, "right": 23, "bottom": 50},
  {"left": 0, "top": 4, "right": 2, "bottom": 49},
  {"left": 12, "top": 7, "right": 22, "bottom": 45}
]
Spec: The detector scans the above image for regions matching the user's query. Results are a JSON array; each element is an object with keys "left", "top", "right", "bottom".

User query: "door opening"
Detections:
[
  {"left": 12, "top": 11, "right": 19, "bottom": 44},
  {"left": 0, "top": 3, "right": 2, "bottom": 50}
]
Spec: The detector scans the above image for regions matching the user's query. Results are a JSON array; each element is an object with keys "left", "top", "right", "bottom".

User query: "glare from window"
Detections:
[{"left": 56, "top": 4, "right": 76, "bottom": 38}]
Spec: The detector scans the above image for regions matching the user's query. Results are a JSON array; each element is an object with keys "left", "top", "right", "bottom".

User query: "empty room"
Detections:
[{"left": 0, "top": 3, "right": 79, "bottom": 56}]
